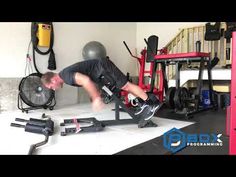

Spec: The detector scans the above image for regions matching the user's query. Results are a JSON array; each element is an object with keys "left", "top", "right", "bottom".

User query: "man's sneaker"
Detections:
[
  {"left": 138, "top": 103, "right": 162, "bottom": 128},
  {"left": 133, "top": 97, "right": 145, "bottom": 115},
  {"left": 140, "top": 103, "right": 161, "bottom": 121},
  {"left": 134, "top": 103, "right": 148, "bottom": 115},
  {"left": 135, "top": 94, "right": 160, "bottom": 116}
]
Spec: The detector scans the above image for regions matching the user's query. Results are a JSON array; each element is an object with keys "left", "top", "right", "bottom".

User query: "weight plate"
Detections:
[
  {"left": 174, "top": 87, "right": 190, "bottom": 110},
  {"left": 165, "top": 87, "right": 176, "bottom": 109}
]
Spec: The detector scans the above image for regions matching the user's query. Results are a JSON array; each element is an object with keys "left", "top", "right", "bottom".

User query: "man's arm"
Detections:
[
  {"left": 74, "top": 72, "right": 104, "bottom": 111},
  {"left": 74, "top": 72, "right": 101, "bottom": 102}
]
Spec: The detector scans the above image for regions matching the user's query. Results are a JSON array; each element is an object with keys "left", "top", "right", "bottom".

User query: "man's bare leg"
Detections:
[{"left": 121, "top": 82, "right": 148, "bottom": 101}]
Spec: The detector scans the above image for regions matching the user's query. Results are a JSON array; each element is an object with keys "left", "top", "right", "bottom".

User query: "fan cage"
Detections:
[{"left": 18, "top": 73, "right": 56, "bottom": 113}]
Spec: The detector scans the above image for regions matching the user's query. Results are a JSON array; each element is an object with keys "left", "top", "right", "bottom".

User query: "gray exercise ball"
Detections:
[{"left": 82, "top": 41, "right": 107, "bottom": 60}]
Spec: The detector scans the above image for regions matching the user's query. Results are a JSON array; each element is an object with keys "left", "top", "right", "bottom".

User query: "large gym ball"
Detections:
[{"left": 82, "top": 41, "right": 107, "bottom": 60}]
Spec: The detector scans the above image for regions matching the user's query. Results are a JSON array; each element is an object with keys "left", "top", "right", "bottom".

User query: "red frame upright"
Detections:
[
  {"left": 121, "top": 48, "right": 164, "bottom": 106},
  {"left": 229, "top": 31, "right": 236, "bottom": 155},
  {"left": 137, "top": 49, "right": 164, "bottom": 102}
]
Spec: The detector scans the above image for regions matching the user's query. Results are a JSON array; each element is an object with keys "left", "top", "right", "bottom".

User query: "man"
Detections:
[{"left": 41, "top": 57, "right": 161, "bottom": 122}]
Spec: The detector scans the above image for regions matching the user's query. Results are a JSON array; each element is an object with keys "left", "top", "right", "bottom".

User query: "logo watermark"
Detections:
[{"left": 163, "top": 128, "right": 223, "bottom": 153}]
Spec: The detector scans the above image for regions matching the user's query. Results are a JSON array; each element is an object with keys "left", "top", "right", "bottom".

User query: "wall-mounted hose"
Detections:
[{"left": 31, "top": 22, "right": 56, "bottom": 72}]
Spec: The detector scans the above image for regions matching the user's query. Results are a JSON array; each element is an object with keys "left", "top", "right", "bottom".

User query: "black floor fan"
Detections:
[{"left": 17, "top": 72, "right": 56, "bottom": 113}]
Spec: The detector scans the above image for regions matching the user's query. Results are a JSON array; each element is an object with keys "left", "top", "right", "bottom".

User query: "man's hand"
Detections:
[{"left": 92, "top": 97, "right": 105, "bottom": 112}]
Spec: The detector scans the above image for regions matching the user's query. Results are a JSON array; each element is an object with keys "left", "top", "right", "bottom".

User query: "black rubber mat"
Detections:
[{"left": 116, "top": 107, "right": 228, "bottom": 155}]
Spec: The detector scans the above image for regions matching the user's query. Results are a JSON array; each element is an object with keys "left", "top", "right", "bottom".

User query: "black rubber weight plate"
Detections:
[{"left": 165, "top": 87, "right": 176, "bottom": 109}]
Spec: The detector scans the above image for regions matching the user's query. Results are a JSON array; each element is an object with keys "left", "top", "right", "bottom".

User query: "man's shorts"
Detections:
[{"left": 91, "top": 58, "right": 128, "bottom": 89}]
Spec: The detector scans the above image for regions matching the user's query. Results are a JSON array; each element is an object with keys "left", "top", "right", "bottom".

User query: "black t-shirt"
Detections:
[{"left": 59, "top": 59, "right": 102, "bottom": 87}]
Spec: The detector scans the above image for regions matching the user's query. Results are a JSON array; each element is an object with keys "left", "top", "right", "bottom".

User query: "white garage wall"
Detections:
[
  {"left": 0, "top": 22, "right": 208, "bottom": 110},
  {"left": 0, "top": 23, "right": 31, "bottom": 78},
  {"left": 0, "top": 22, "right": 137, "bottom": 107},
  {"left": 0, "top": 22, "right": 138, "bottom": 78}
]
